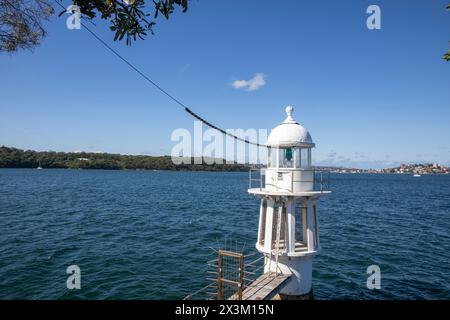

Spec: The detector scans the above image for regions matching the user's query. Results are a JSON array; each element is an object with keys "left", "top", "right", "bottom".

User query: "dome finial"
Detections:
[{"left": 285, "top": 105, "right": 295, "bottom": 122}]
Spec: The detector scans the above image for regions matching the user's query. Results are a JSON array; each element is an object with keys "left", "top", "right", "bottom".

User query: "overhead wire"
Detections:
[{"left": 53, "top": 0, "right": 267, "bottom": 148}]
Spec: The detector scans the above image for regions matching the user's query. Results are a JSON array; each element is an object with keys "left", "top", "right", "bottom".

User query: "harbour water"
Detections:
[{"left": 0, "top": 169, "right": 449, "bottom": 299}]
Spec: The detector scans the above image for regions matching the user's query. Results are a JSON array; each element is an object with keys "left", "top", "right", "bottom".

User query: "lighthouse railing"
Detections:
[
  {"left": 248, "top": 168, "right": 265, "bottom": 190},
  {"left": 313, "top": 169, "right": 331, "bottom": 192},
  {"left": 249, "top": 168, "right": 331, "bottom": 192}
]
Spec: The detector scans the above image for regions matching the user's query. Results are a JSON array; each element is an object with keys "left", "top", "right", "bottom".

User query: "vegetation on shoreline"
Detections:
[
  {"left": 1, "top": 146, "right": 448, "bottom": 174},
  {"left": 0, "top": 146, "right": 249, "bottom": 171}
]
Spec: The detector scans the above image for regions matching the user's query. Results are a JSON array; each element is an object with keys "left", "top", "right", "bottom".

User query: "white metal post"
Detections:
[
  {"left": 257, "top": 199, "right": 267, "bottom": 245},
  {"left": 306, "top": 199, "right": 315, "bottom": 251},
  {"left": 286, "top": 199, "right": 296, "bottom": 254},
  {"left": 302, "top": 198, "right": 307, "bottom": 244},
  {"left": 264, "top": 198, "right": 275, "bottom": 252},
  {"left": 313, "top": 199, "right": 319, "bottom": 249}
]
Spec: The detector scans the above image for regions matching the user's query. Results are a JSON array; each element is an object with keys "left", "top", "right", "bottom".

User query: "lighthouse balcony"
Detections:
[
  {"left": 248, "top": 168, "right": 331, "bottom": 197},
  {"left": 256, "top": 240, "right": 319, "bottom": 257}
]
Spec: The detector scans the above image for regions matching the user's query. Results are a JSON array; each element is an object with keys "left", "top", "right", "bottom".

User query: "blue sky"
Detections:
[{"left": 1, "top": 0, "right": 449, "bottom": 169}]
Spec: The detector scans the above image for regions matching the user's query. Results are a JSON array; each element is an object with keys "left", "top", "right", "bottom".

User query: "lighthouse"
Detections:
[{"left": 248, "top": 106, "right": 331, "bottom": 299}]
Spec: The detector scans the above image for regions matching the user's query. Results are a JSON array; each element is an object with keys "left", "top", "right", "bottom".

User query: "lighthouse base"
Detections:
[
  {"left": 274, "top": 289, "right": 314, "bottom": 300},
  {"left": 264, "top": 254, "right": 314, "bottom": 296}
]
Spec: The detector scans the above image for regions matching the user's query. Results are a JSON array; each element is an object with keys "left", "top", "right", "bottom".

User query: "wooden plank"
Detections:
[
  {"left": 239, "top": 276, "right": 271, "bottom": 298},
  {"left": 229, "top": 275, "right": 272, "bottom": 300},
  {"left": 232, "top": 274, "right": 291, "bottom": 300},
  {"left": 254, "top": 277, "right": 286, "bottom": 297},
  {"left": 245, "top": 275, "right": 290, "bottom": 300},
  {"left": 242, "top": 276, "right": 274, "bottom": 298}
]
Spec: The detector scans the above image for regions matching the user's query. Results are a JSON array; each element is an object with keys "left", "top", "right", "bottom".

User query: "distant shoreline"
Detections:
[
  {"left": 2, "top": 166, "right": 450, "bottom": 177},
  {"left": 0, "top": 146, "right": 249, "bottom": 172},
  {"left": 0, "top": 167, "right": 249, "bottom": 173},
  {"left": 1, "top": 146, "right": 448, "bottom": 174},
  {"left": 1, "top": 168, "right": 449, "bottom": 176}
]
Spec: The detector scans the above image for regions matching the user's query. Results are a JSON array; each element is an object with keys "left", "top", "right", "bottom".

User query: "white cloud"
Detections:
[
  {"left": 232, "top": 73, "right": 266, "bottom": 91},
  {"left": 180, "top": 63, "right": 191, "bottom": 74}
]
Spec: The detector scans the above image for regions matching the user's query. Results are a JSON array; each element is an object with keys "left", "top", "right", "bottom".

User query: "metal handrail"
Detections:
[
  {"left": 248, "top": 169, "right": 264, "bottom": 190},
  {"left": 249, "top": 168, "right": 331, "bottom": 192},
  {"left": 313, "top": 169, "right": 331, "bottom": 192},
  {"left": 183, "top": 283, "right": 217, "bottom": 300}
]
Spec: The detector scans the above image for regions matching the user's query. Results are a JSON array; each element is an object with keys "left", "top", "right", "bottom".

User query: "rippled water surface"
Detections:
[{"left": 0, "top": 169, "right": 449, "bottom": 299}]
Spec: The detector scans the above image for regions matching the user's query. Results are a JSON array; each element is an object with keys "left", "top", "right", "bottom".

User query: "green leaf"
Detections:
[{"left": 444, "top": 51, "right": 450, "bottom": 61}]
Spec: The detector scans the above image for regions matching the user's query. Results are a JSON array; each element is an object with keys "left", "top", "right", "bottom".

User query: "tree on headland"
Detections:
[
  {"left": 0, "top": 0, "right": 54, "bottom": 52},
  {"left": 1, "top": 1, "right": 448, "bottom": 61},
  {"left": 0, "top": 146, "right": 250, "bottom": 171},
  {"left": 64, "top": 0, "right": 188, "bottom": 45},
  {"left": 0, "top": 0, "right": 188, "bottom": 52}
]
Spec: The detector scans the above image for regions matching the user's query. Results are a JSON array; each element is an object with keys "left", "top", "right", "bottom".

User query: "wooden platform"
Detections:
[{"left": 237, "top": 274, "right": 291, "bottom": 300}]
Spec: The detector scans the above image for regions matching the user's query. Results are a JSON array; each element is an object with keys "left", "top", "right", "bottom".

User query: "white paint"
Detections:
[
  {"left": 264, "top": 255, "right": 313, "bottom": 295},
  {"left": 257, "top": 199, "right": 266, "bottom": 245},
  {"left": 266, "top": 107, "right": 315, "bottom": 148},
  {"left": 248, "top": 107, "right": 331, "bottom": 297},
  {"left": 286, "top": 201, "right": 296, "bottom": 255},
  {"left": 302, "top": 198, "right": 307, "bottom": 245},
  {"left": 306, "top": 200, "right": 315, "bottom": 252},
  {"left": 255, "top": 197, "right": 322, "bottom": 295},
  {"left": 313, "top": 199, "right": 320, "bottom": 249},
  {"left": 264, "top": 168, "right": 314, "bottom": 193},
  {"left": 248, "top": 188, "right": 330, "bottom": 197},
  {"left": 264, "top": 199, "right": 275, "bottom": 252}
]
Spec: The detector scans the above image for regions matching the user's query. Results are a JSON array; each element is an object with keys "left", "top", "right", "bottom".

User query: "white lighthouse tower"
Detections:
[{"left": 248, "top": 106, "right": 331, "bottom": 299}]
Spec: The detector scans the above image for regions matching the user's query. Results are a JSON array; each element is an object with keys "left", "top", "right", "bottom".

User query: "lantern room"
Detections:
[{"left": 264, "top": 106, "right": 315, "bottom": 193}]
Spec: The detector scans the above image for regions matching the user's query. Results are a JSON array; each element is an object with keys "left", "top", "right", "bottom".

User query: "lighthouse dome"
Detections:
[{"left": 267, "top": 106, "right": 315, "bottom": 148}]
